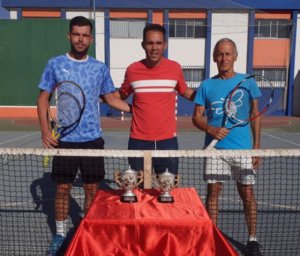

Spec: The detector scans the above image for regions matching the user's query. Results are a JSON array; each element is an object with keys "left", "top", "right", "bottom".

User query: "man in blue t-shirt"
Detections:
[
  {"left": 37, "top": 16, "right": 130, "bottom": 255},
  {"left": 193, "top": 38, "right": 262, "bottom": 256}
]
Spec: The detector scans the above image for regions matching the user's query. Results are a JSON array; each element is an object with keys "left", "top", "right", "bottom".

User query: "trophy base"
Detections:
[
  {"left": 121, "top": 195, "right": 138, "bottom": 203},
  {"left": 158, "top": 196, "right": 174, "bottom": 203}
]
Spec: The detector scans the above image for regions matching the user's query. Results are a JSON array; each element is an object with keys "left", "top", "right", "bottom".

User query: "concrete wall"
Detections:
[{"left": 210, "top": 12, "right": 249, "bottom": 76}]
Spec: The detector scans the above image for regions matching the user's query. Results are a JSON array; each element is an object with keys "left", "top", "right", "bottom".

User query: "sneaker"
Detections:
[
  {"left": 47, "top": 234, "right": 65, "bottom": 256},
  {"left": 246, "top": 241, "right": 263, "bottom": 256}
]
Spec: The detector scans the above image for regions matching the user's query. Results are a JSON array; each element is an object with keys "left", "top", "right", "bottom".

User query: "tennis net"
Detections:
[{"left": 0, "top": 148, "right": 299, "bottom": 255}]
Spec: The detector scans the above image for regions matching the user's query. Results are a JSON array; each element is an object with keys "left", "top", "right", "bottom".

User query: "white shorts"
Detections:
[{"left": 204, "top": 155, "right": 256, "bottom": 185}]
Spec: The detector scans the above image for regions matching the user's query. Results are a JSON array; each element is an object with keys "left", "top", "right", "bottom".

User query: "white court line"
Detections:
[
  {"left": 0, "top": 195, "right": 84, "bottom": 208},
  {"left": 221, "top": 197, "right": 300, "bottom": 211},
  {"left": 262, "top": 132, "right": 300, "bottom": 147},
  {"left": 0, "top": 132, "right": 40, "bottom": 146}
]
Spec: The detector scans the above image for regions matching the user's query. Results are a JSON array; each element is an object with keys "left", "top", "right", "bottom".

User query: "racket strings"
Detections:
[
  {"left": 225, "top": 87, "right": 252, "bottom": 123},
  {"left": 57, "top": 83, "right": 85, "bottom": 108},
  {"left": 49, "top": 81, "right": 85, "bottom": 131},
  {"left": 56, "top": 93, "right": 82, "bottom": 127},
  {"left": 225, "top": 75, "right": 274, "bottom": 124}
]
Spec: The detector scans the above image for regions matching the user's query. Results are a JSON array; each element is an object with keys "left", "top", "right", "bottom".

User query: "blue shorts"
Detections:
[
  {"left": 52, "top": 137, "right": 105, "bottom": 184},
  {"left": 128, "top": 137, "right": 178, "bottom": 175}
]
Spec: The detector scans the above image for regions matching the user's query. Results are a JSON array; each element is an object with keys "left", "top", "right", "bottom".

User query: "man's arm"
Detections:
[
  {"left": 102, "top": 92, "right": 131, "bottom": 112},
  {"left": 182, "top": 88, "right": 196, "bottom": 101},
  {"left": 37, "top": 90, "right": 58, "bottom": 148},
  {"left": 192, "top": 104, "right": 209, "bottom": 132},
  {"left": 112, "top": 90, "right": 129, "bottom": 100},
  {"left": 192, "top": 104, "right": 228, "bottom": 140}
]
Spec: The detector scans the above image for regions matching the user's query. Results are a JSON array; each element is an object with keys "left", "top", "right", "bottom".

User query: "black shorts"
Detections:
[
  {"left": 52, "top": 137, "right": 105, "bottom": 184},
  {"left": 128, "top": 137, "right": 179, "bottom": 175}
]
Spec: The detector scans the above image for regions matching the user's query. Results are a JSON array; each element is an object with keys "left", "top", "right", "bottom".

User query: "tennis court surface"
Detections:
[{"left": 0, "top": 116, "right": 300, "bottom": 255}]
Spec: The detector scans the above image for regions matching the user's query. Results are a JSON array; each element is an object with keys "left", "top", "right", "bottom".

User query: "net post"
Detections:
[{"left": 143, "top": 150, "right": 152, "bottom": 189}]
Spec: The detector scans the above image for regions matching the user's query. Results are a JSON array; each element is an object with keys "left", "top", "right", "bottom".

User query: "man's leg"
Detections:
[
  {"left": 206, "top": 182, "right": 223, "bottom": 225},
  {"left": 237, "top": 183, "right": 263, "bottom": 256},
  {"left": 79, "top": 137, "right": 105, "bottom": 213},
  {"left": 55, "top": 183, "right": 72, "bottom": 221},
  {"left": 128, "top": 138, "right": 153, "bottom": 172},
  {"left": 154, "top": 137, "right": 178, "bottom": 175},
  {"left": 48, "top": 183, "right": 72, "bottom": 255},
  {"left": 83, "top": 183, "right": 98, "bottom": 213},
  {"left": 49, "top": 146, "right": 78, "bottom": 255},
  {"left": 237, "top": 183, "right": 257, "bottom": 237}
]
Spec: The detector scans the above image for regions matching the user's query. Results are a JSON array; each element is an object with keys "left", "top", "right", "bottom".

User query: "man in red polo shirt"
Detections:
[{"left": 114, "top": 23, "right": 195, "bottom": 175}]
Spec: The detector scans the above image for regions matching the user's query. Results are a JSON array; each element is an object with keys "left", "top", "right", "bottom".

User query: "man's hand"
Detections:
[
  {"left": 41, "top": 129, "right": 58, "bottom": 148},
  {"left": 208, "top": 126, "right": 229, "bottom": 140},
  {"left": 252, "top": 157, "right": 260, "bottom": 170}
]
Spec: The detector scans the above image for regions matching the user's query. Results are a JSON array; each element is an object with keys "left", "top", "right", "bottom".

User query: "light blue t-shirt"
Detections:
[
  {"left": 194, "top": 73, "right": 261, "bottom": 149},
  {"left": 38, "top": 53, "right": 115, "bottom": 142}
]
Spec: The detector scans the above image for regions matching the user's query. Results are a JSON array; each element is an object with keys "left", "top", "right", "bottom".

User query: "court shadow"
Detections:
[
  {"left": 221, "top": 231, "right": 248, "bottom": 255},
  {"left": 30, "top": 172, "right": 83, "bottom": 235},
  {"left": 99, "top": 178, "right": 115, "bottom": 190},
  {"left": 57, "top": 179, "right": 116, "bottom": 255}
]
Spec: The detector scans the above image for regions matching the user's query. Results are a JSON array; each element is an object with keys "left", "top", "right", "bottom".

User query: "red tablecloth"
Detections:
[{"left": 66, "top": 188, "right": 237, "bottom": 256}]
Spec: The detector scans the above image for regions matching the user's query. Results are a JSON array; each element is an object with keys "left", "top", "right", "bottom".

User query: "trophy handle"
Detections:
[
  {"left": 174, "top": 174, "right": 180, "bottom": 188},
  {"left": 114, "top": 170, "right": 123, "bottom": 188},
  {"left": 136, "top": 171, "right": 144, "bottom": 186}
]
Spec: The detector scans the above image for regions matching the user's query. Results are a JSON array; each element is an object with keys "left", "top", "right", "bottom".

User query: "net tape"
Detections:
[{"left": 1, "top": 147, "right": 300, "bottom": 157}]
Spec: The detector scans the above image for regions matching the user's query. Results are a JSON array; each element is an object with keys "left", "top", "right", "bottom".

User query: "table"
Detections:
[{"left": 66, "top": 188, "right": 237, "bottom": 256}]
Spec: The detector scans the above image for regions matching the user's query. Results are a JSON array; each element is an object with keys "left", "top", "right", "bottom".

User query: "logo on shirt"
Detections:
[
  {"left": 211, "top": 89, "right": 244, "bottom": 116},
  {"left": 62, "top": 68, "right": 71, "bottom": 76}
]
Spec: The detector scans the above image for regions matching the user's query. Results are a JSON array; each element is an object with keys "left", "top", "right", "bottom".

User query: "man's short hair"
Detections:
[
  {"left": 69, "top": 16, "right": 93, "bottom": 33},
  {"left": 143, "top": 24, "right": 166, "bottom": 42},
  {"left": 213, "top": 38, "right": 238, "bottom": 58}
]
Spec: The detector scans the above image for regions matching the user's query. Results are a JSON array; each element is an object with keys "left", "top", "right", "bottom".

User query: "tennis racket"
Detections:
[
  {"left": 43, "top": 80, "right": 86, "bottom": 167},
  {"left": 205, "top": 75, "right": 274, "bottom": 150}
]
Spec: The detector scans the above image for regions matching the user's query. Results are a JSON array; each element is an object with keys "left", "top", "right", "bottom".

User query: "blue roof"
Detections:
[{"left": 2, "top": 0, "right": 300, "bottom": 10}]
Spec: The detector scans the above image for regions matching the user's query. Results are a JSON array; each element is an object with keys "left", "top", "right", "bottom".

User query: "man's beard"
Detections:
[{"left": 71, "top": 44, "right": 88, "bottom": 56}]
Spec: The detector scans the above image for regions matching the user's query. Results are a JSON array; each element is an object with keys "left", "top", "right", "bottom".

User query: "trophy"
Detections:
[
  {"left": 114, "top": 166, "right": 143, "bottom": 203},
  {"left": 155, "top": 169, "right": 179, "bottom": 203}
]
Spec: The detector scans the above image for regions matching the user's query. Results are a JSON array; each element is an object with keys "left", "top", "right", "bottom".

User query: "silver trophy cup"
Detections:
[
  {"left": 114, "top": 166, "right": 143, "bottom": 203},
  {"left": 155, "top": 169, "right": 179, "bottom": 203}
]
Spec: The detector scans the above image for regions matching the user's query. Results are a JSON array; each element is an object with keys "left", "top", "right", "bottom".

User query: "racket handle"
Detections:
[
  {"left": 205, "top": 139, "right": 218, "bottom": 150},
  {"left": 43, "top": 155, "right": 50, "bottom": 168},
  {"left": 43, "top": 129, "right": 57, "bottom": 168}
]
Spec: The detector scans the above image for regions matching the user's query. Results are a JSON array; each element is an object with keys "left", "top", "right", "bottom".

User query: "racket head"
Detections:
[
  {"left": 224, "top": 75, "right": 274, "bottom": 127},
  {"left": 48, "top": 80, "right": 86, "bottom": 137}
]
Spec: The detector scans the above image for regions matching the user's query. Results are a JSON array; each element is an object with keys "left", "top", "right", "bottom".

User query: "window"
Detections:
[
  {"left": 169, "top": 19, "right": 206, "bottom": 38},
  {"left": 253, "top": 67, "right": 287, "bottom": 87},
  {"left": 110, "top": 19, "right": 146, "bottom": 38},
  {"left": 255, "top": 19, "right": 292, "bottom": 39},
  {"left": 182, "top": 66, "right": 205, "bottom": 88}
]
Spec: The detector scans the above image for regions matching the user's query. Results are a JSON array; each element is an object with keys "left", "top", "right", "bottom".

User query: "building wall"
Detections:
[
  {"left": 293, "top": 13, "right": 300, "bottom": 116},
  {"left": 2, "top": 5, "right": 300, "bottom": 116},
  {"left": 108, "top": 11, "right": 148, "bottom": 87},
  {"left": 9, "top": 10, "right": 17, "bottom": 19},
  {"left": 110, "top": 38, "right": 145, "bottom": 87},
  {"left": 253, "top": 40, "right": 290, "bottom": 67},
  {"left": 168, "top": 11, "right": 206, "bottom": 67},
  {"left": 253, "top": 12, "right": 291, "bottom": 67},
  {"left": 210, "top": 12, "right": 249, "bottom": 76},
  {"left": 168, "top": 39, "right": 205, "bottom": 66},
  {"left": 295, "top": 13, "right": 300, "bottom": 77}
]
